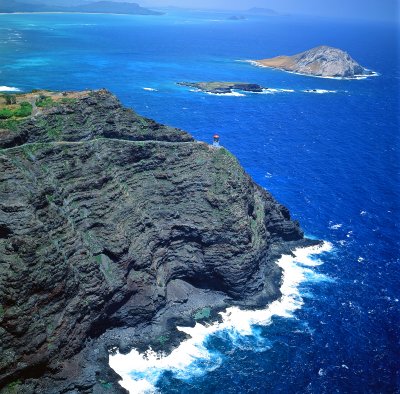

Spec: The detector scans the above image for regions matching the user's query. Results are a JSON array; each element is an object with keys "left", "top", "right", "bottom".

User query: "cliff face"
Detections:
[
  {"left": 253, "top": 46, "right": 372, "bottom": 78},
  {"left": 0, "top": 90, "right": 308, "bottom": 392}
]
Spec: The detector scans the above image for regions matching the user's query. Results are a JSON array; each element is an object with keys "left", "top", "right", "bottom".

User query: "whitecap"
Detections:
[
  {"left": 109, "top": 242, "right": 333, "bottom": 393},
  {"left": 303, "top": 89, "right": 337, "bottom": 94},
  {"left": 0, "top": 86, "right": 21, "bottom": 92},
  {"left": 143, "top": 87, "right": 158, "bottom": 92},
  {"left": 346, "top": 231, "right": 353, "bottom": 238},
  {"left": 250, "top": 88, "right": 295, "bottom": 95},
  {"left": 329, "top": 223, "right": 342, "bottom": 230},
  {"left": 243, "top": 60, "right": 379, "bottom": 80},
  {"left": 204, "top": 91, "right": 246, "bottom": 97}
]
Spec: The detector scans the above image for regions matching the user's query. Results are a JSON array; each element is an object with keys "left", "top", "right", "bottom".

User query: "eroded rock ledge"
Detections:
[{"left": 0, "top": 89, "right": 316, "bottom": 393}]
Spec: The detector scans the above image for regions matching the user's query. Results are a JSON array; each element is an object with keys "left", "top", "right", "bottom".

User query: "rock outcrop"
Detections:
[
  {"left": 0, "top": 89, "right": 313, "bottom": 392},
  {"left": 252, "top": 46, "right": 373, "bottom": 78},
  {"left": 178, "top": 82, "right": 264, "bottom": 94}
]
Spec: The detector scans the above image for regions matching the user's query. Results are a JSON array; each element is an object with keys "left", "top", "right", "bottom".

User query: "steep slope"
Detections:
[
  {"left": 0, "top": 89, "right": 312, "bottom": 392},
  {"left": 252, "top": 46, "right": 373, "bottom": 78}
]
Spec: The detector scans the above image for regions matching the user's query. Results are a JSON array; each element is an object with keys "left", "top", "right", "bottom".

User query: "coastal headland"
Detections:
[{"left": 0, "top": 89, "right": 318, "bottom": 392}]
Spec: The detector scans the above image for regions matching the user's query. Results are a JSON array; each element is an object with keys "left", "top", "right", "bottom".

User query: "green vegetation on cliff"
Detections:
[{"left": 0, "top": 89, "right": 308, "bottom": 393}]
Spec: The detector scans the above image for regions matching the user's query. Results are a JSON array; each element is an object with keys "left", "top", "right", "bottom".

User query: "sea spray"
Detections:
[
  {"left": 0, "top": 86, "right": 21, "bottom": 92},
  {"left": 109, "top": 242, "right": 333, "bottom": 393}
]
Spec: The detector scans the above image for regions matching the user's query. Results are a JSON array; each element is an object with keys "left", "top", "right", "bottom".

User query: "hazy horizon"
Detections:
[{"left": 10, "top": 0, "right": 399, "bottom": 22}]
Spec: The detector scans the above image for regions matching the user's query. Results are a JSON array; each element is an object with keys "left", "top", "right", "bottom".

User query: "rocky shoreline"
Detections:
[
  {"left": 0, "top": 89, "right": 318, "bottom": 392},
  {"left": 251, "top": 46, "right": 374, "bottom": 79},
  {"left": 178, "top": 82, "right": 264, "bottom": 94}
]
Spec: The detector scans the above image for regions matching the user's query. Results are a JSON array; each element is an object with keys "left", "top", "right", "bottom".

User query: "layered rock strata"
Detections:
[{"left": 0, "top": 89, "right": 314, "bottom": 392}]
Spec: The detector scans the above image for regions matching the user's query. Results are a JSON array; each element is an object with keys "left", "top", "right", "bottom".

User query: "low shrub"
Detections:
[
  {"left": 0, "top": 108, "right": 14, "bottom": 119},
  {"left": 14, "top": 102, "right": 32, "bottom": 117}
]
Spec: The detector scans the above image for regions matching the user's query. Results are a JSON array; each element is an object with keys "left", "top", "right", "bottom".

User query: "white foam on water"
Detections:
[
  {"left": 242, "top": 60, "right": 379, "bottom": 80},
  {"left": 109, "top": 242, "right": 333, "bottom": 393},
  {"left": 303, "top": 89, "right": 337, "bottom": 94},
  {"left": 143, "top": 88, "right": 158, "bottom": 92},
  {"left": 258, "top": 88, "right": 295, "bottom": 94},
  {"left": 204, "top": 90, "right": 246, "bottom": 97},
  {"left": 352, "top": 70, "right": 380, "bottom": 80},
  {"left": 0, "top": 86, "right": 21, "bottom": 92}
]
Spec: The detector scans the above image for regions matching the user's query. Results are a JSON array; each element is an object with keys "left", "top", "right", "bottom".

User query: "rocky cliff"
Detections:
[
  {"left": 252, "top": 46, "right": 373, "bottom": 78},
  {"left": 0, "top": 89, "right": 313, "bottom": 393}
]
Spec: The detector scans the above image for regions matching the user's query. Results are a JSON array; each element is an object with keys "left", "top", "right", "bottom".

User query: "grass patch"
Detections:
[
  {"left": 0, "top": 108, "right": 14, "bottom": 119},
  {"left": 14, "top": 102, "right": 32, "bottom": 117},
  {"left": 60, "top": 97, "right": 77, "bottom": 104},
  {"left": 36, "top": 95, "right": 56, "bottom": 108},
  {"left": 0, "top": 102, "right": 32, "bottom": 119},
  {"left": 47, "top": 127, "right": 62, "bottom": 140},
  {"left": 0, "top": 118, "right": 23, "bottom": 131}
]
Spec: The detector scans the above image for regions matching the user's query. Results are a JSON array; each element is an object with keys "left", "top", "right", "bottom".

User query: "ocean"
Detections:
[{"left": 0, "top": 10, "right": 399, "bottom": 393}]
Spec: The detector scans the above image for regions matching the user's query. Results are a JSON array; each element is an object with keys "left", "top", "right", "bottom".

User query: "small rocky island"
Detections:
[
  {"left": 178, "top": 82, "right": 264, "bottom": 94},
  {"left": 228, "top": 15, "right": 247, "bottom": 20},
  {"left": 0, "top": 89, "right": 316, "bottom": 392},
  {"left": 251, "top": 46, "right": 374, "bottom": 79}
]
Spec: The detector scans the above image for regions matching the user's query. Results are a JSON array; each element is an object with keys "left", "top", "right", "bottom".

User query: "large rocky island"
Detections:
[
  {"left": 0, "top": 89, "right": 316, "bottom": 392},
  {"left": 251, "top": 46, "right": 374, "bottom": 79}
]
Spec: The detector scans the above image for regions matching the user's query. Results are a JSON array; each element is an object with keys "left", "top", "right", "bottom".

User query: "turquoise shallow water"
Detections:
[{"left": 0, "top": 11, "right": 399, "bottom": 393}]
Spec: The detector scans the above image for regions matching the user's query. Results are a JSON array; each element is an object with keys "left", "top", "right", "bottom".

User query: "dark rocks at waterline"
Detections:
[
  {"left": 0, "top": 89, "right": 316, "bottom": 392},
  {"left": 178, "top": 81, "right": 265, "bottom": 94}
]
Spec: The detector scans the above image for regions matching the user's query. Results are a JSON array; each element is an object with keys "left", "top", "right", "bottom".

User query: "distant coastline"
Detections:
[
  {"left": 0, "top": 1, "right": 163, "bottom": 16},
  {"left": 0, "top": 11, "right": 161, "bottom": 16}
]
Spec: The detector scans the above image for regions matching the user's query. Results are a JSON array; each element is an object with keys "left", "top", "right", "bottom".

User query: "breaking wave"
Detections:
[
  {"left": 0, "top": 86, "right": 21, "bottom": 92},
  {"left": 302, "top": 89, "right": 338, "bottom": 94},
  {"left": 109, "top": 242, "right": 333, "bottom": 393}
]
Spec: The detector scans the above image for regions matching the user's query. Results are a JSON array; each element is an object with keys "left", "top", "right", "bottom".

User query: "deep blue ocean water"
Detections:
[{"left": 0, "top": 10, "right": 399, "bottom": 393}]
